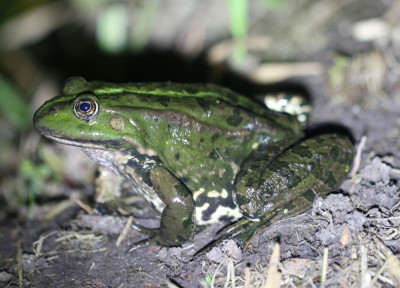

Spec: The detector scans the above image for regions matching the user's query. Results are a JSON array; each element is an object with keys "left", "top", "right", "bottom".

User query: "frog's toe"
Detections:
[
  {"left": 127, "top": 235, "right": 162, "bottom": 253},
  {"left": 127, "top": 225, "right": 167, "bottom": 252},
  {"left": 194, "top": 222, "right": 255, "bottom": 258},
  {"left": 130, "top": 222, "right": 158, "bottom": 236},
  {"left": 194, "top": 232, "right": 247, "bottom": 259}
]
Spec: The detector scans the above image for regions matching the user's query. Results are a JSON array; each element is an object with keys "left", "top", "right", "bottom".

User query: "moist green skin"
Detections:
[{"left": 33, "top": 76, "right": 354, "bottom": 247}]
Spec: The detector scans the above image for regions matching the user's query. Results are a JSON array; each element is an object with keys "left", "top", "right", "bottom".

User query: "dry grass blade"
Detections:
[
  {"left": 32, "top": 231, "right": 58, "bottom": 257},
  {"left": 75, "top": 199, "right": 93, "bottom": 215},
  {"left": 263, "top": 243, "right": 282, "bottom": 288},
  {"left": 360, "top": 245, "right": 369, "bottom": 287},
  {"left": 374, "top": 237, "right": 400, "bottom": 286},
  {"left": 386, "top": 255, "right": 400, "bottom": 286},
  {"left": 350, "top": 135, "right": 367, "bottom": 177},
  {"left": 320, "top": 248, "right": 329, "bottom": 288},
  {"left": 250, "top": 62, "right": 324, "bottom": 84},
  {"left": 116, "top": 215, "right": 133, "bottom": 247},
  {"left": 17, "top": 240, "right": 22, "bottom": 288},
  {"left": 44, "top": 198, "right": 76, "bottom": 221},
  {"left": 244, "top": 265, "right": 251, "bottom": 288}
]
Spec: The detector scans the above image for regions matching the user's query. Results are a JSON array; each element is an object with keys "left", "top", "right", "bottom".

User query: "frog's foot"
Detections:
[
  {"left": 127, "top": 237, "right": 161, "bottom": 253},
  {"left": 127, "top": 223, "right": 164, "bottom": 252},
  {"left": 194, "top": 209, "right": 284, "bottom": 259},
  {"left": 194, "top": 218, "right": 260, "bottom": 258},
  {"left": 129, "top": 217, "right": 192, "bottom": 248}
]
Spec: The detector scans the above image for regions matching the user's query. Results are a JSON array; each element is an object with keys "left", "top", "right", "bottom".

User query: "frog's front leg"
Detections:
[
  {"left": 146, "top": 166, "right": 196, "bottom": 246},
  {"left": 232, "top": 134, "right": 354, "bottom": 244}
]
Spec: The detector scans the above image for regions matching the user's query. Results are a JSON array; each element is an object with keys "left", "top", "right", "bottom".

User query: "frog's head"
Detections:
[{"left": 33, "top": 77, "right": 155, "bottom": 155}]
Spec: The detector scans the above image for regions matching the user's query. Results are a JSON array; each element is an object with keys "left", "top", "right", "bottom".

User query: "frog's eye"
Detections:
[{"left": 73, "top": 94, "right": 99, "bottom": 121}]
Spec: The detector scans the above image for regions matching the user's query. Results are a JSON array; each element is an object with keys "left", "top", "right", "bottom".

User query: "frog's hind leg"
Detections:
[{"left": 232, "top": 134, "right": 354, "bottom": 244}]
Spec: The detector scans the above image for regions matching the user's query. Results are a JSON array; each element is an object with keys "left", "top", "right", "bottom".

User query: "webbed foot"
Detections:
[
  {"left": 193, "top": 218, "right": 261, "bottom": 258},
  {"left": 127, "top": 223, "right": 164, "bottom": 252}
]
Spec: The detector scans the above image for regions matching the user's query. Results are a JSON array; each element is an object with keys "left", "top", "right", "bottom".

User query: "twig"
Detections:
[
  {"left": 320, "top": 248, "right": 329, "bottom": 288},
  {"left": 350, "top": 135, "right": 367, "bottom": 177},
  {"left": 116, "top": 216, "right": 133, "bottom": 247}
]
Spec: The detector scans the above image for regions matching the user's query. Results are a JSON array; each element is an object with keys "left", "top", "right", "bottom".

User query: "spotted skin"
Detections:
[
  {"left": 234, "top": 134, "right": 354, "bottom": 220},
  {"left": 33, "top": 77, "right": 354, "bottom": 247}
]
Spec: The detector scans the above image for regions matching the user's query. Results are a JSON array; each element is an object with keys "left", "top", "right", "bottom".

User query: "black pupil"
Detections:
[{"left": 79, "top": 102, "right": 91, "bottom": 112}]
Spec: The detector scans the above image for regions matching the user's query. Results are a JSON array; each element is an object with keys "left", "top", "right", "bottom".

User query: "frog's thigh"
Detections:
[
  {"left": 234, "top": 142, "right": 287, "bottom": 192},
  {"left": 234, "top": 134, "right": 354, "bottom": 220},
  {"left": 150, "top": 167, "right": 195, "bottom": 246}
]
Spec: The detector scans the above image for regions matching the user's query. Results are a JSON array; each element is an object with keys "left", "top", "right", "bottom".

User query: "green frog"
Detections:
[{"left": 33, "top": 76, "right": 354, "bottom": 247}]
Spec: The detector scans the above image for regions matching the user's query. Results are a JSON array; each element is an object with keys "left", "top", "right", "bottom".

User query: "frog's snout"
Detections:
[
  {"left": 33, "top": 103, "right": 58, "bottom": 134},
  {"left": 33, "top": 110, "right": 45, "bottom": 133}
]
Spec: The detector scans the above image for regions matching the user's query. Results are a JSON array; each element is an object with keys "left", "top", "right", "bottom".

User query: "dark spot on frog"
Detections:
[
  {"left": 330, "top": 145, "right": 352, "bottom": 164},
  {"left": 200, "top": 138, "right": 204, "bottom": 142},
  {"left": 211, "top": 134, "right": 219, "bottom": 142},
  {"left": 156, "top": 96, "right": 169, "bottom": 107},
  {"left": 310, "top": 162, "right": 323, "bottom": 180},
  {"left": 49, "top": 106, "right": 57, "bottom": 114},
  {"left": 283, "top": 200, "right": 295, "bottom": 211},
  {"left": 226, "top": 91, "right": 239, "bottom": 103},
  {"left": 209, "top": 149, "right": 219, "bottom": 159},
  {"left": 329, "top": 146, "right": 339, "bottom": 162},
  {"left": 219, "top": 215, "right": 235, "bottom": 223},
  {"left": 200, "top": 177, "right": 209, "bottom": 187},
  {"left": 227, "top": 109, "right": 243, "bottom": 127},
  {"left": 325, "top": 171, "right": 337, "bottom": 187},
  {"left": 184, "top": 87, "right": 199, "bottom": 95},
  {"left": 175, "top": 153, "right": 180, "bottom": 159},
  {"left": 235, "top": 170, "right": 254, "bottom": 188},
  {"left": 140, "top": 95, "right": 151, "bottom": 103},
  {"left": 182, "top": 217, "right": 193, "bottom": 229},
  {"left": 126, "top": 155, "right": 159, "bottom": 186},
  {"left": 196, "top": 97, "right": 211, "bottom": 111},
  {"left": 225, "top": 181, "right": 233, "bottom": 193},
  {"left": 234, "top": 194, "right": 250, "bottom": 210},
  {"left": 221, "top": 196, "right": 238, "bottom": 209},
  {"left": 77, "top": 124, "right": 86, "bottom": 131},
  {"left": 293, "top": 146, "right": 313, "bottom": 158},
  {"left": 201, "top": 202, "right": 218, "bottom": 222},
  {"left": 149, "top": 202, "right": 159, "bottom": 212},
  {"left": 177, "top": 235, "right": 186, "bottom": 242},
  {"left": 272, "top": 161, "right": 302, "bottom": 188},
  {"left": 174, "top": 182, "right": 190, "bottom": 197},
  {"left": 302, "top": 189, "right": 316, "bottom": 203},
  {"left": 159, "top": 220, "right": 167, "bottom": 229},
  {"left": 314, "top": 136, "right": 326, "bottom": 144}
]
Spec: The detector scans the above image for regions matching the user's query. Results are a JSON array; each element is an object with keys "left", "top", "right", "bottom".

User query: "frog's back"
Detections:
[{"left": 85, "top": 81, "right": 301, "bottom": 136}]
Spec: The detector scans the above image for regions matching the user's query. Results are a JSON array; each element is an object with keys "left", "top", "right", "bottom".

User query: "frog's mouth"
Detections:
[
  {"left": 34, "top": 118, "right": 123, "bottom": 149},
  {"left": 42, "top": 134, "right": 123, "bottom": 149}
]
